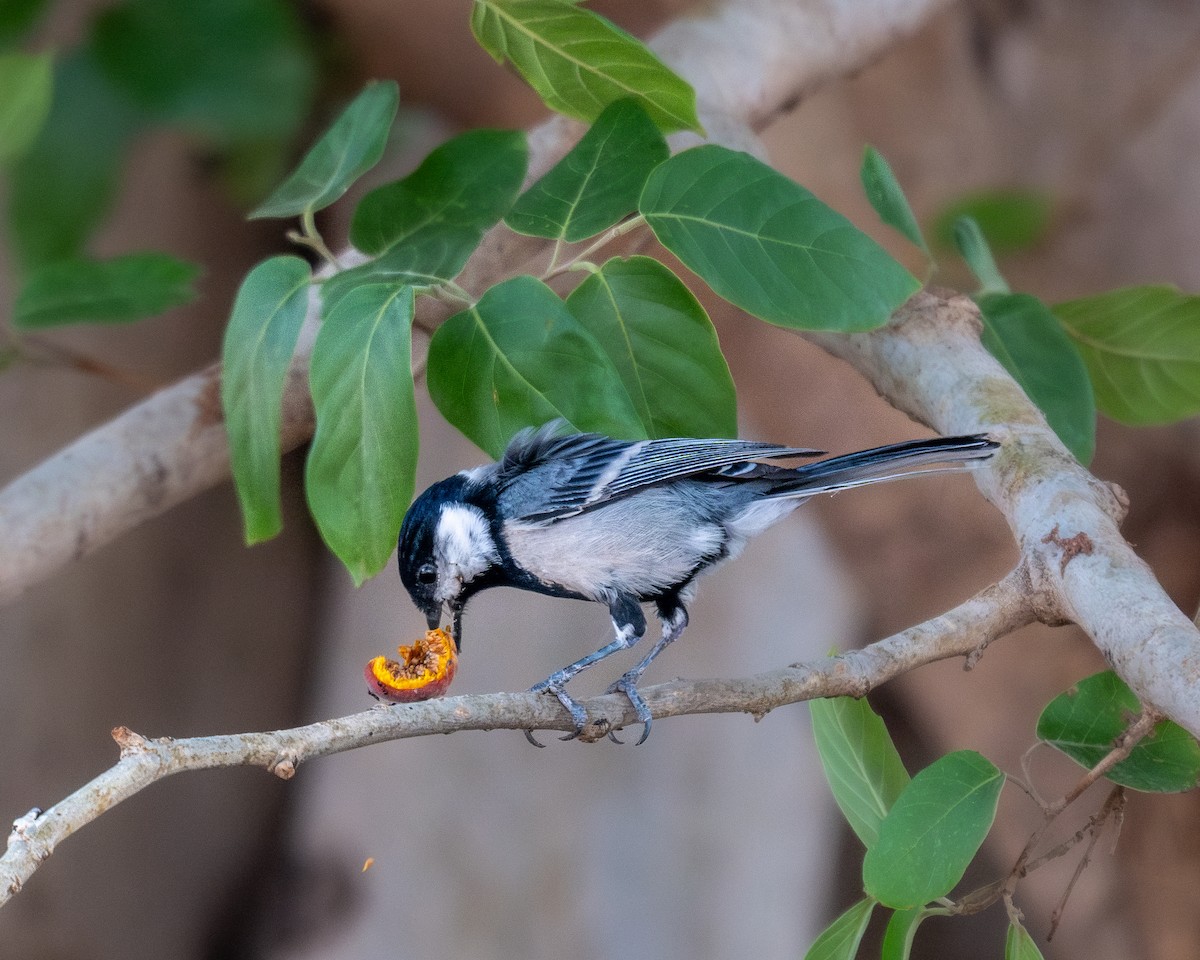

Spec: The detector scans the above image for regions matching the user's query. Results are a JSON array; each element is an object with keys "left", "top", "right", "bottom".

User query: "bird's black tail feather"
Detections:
[{"left": 766, "top": 435, "right": 998, "bottom": 499}]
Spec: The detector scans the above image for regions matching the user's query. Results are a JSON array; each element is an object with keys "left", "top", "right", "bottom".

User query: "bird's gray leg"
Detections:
[
  {"left": 606, "top": 601, "right": 689, "bottom": 745},
  {"left": 525, "top": 596, "right": 646, "bottom": 746}
]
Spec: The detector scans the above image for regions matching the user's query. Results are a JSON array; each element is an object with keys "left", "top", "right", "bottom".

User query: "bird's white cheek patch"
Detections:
[{"left": 435, "top": 504, "right": 499, "bottom": 594}]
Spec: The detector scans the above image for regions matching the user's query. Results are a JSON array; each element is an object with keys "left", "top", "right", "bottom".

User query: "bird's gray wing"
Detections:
[{"left": 496, "top": 425, "right": 822, "bottom": 522}]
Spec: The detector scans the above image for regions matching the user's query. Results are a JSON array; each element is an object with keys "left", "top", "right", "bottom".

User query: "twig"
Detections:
[
  {"left": 1046, "top": 787, "right": 1126, "bottom": 941},
  {"left": 0, "top": 570, "right": 1034, "bottom": 906}
]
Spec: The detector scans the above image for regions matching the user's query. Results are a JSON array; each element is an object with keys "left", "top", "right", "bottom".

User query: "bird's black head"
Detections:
[{"left": 397, "top": 472, "right": 499, "bottom": 647}]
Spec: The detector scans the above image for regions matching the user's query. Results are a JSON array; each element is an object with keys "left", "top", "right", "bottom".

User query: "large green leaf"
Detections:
[
  {"left": 349, "top": 128, "right": 527, "bottom": 256},
  {"left": 91, "top": 0, "right": 316, "bottom": 142},
  {"left": 6, "top": 52, "right": 142, "bottom": 271},
  {"left": 863, "top": 750, "right": 1003, "bottom": 909},
  {"left": 640, "top": 146, "right": 920, "bottom": 332},
  {"left": 880, "top": 907, "right": 930, "bottom": 960},
  {"left": 804, "top": 898, "right": 876, "bottom": 960},
  {"left": 15, "top": 253, "right": 200, "bottom": 328},
  {"left": 810, "top": 695, "right": 910, "bottom": 850},
  {"left": 977, "top": 292, "right": 1096, "bottom": 464},
  {"left": 0, "top": 51, "right": 52, "bottom": 162},
  {"left": 1005, "top": 922, "right": 1046, "bottom": 960},
  {"left": 859, "top": 146, "right": 927, "bottom": 253},
  {"left": 1037, "top": 671, "right": 1200, "bottom": 793},
  {"left": 306, "top": 283, "right": 419, "bottom": 585},
  {"left": 427, "top": 275, "right": 644, "bottom": 457},
  {"left": 564, "top": 256, "right": 736, "bottom": 439},
  {"left": 221, "top": 256, "right": 312, "bottom": 544},
  {"left": 1053, "top": 286, "right": 1200, "bottom": 426},
  {"left": 505, "top": 97, "right": 667, "bottom": 242},
  {"left": 470, "top": 0, "right": 701, "bottom": 134},
  {"left": 250, "top": 80, "right": 399, "bottom": 219}
]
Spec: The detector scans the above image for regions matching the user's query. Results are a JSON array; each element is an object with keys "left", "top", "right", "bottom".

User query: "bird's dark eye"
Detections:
[{"left": 416, "top": 564, "right": 437, "bottom": 585}]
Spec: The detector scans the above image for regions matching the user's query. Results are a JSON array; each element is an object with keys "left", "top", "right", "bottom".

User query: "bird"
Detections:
[{"left": 396, "top": 423, "right": 998, "bottom": 745}]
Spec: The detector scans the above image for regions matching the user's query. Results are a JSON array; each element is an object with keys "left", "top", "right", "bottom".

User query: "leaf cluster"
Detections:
[{"left": 804, "top": 672, "right": 1200, "bottom": 959}]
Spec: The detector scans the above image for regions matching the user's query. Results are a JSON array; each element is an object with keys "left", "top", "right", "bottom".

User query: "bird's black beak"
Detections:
[
  {"left": 449, "top": 602, "right": 463, "bottom": 651},
  {"left": 424, "top": 604, "right": 442, "bottom": 631}
]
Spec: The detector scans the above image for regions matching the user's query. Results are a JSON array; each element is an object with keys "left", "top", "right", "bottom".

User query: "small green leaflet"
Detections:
[
  {"left": 953, "top": 216, "right": 1009, "bottom": 297},
  {"left": 6, "top": 51, "right": 142, "bottom": 271},
  {"left": 803, "top": 898, "right": 875, "bottom": 960},
  {"left": 427, "top": 275, "right": 644, "bottom": 458},
  {"left": 564, "top": 256, "right": 736, "bottom": 439},
  {"left": 221, "top": 255, "right": 313, "bottom": 544},
  {"left": 1005, "top": 922, "right": 1046, "bottom": 960},
  {"left": 810, "top": 695, "right": 910, "bottom": 849},
  {"left": 470, "top": 0, "right": 701, "bottom": 134},
  {"left": 641, "top": 146, "right": 920, "bottom": 332},
  {"left": 505, "top": 97, "right": 667, "bottom": 242},
  {"left": 1053, "top": 286, "right": 1200, "bottom": 426},
  {"left": 880, "top": 907, "right": 930, "bottom": 960},
  {"left": 15, "top": 253, "right": 201, "bottom": 328},
  {"left": 859, "top": 146, "right": 927, "bottom": 253},
  {"left": 350, "top": 128, "right": 527, "bottom": 256},
  {"left": 1037, "top": 671, "right": 1200, "bottom": 793},
  {"left": 863, "top": 750, "right": 1003, "bottom": 909},
  {"left": 977, "top": 292, "right": 1096, "bottom": 464},
  {"left": 935, "top": 190, "right": 1052, "bottom": 255},
  {"left": 0, "top": 51, "right": 53, "bottom": 163},
  {"left": 250, "top": 80, "right": 399, "bottom": 219},
  {"left": 306, "top": 283, "right": 419, "bottom": 585}
]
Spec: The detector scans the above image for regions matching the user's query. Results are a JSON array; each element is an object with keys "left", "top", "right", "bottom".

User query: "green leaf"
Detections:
[
  {"left": 505, "top": 97, "right": 667, "bottom": 242},
  {"left": 350, "top": 128, "right": 527, "bottom": 256},
  {"left": 0, "top": 51, "right": 52, "bottom": 162},
  {"left": 91, "top": 0, "right": 316, "bottom": 143},
  {"left": 564, "top": 256, "right": 736, "bottom": 439},
  {"left": 810, "top": 695, "right": 910, "bottom": 849},
  {"left": 804, "top": 898, "right": 875, "bottom": 960},
  {"left": 953, "top": 216, "right": 1009, "bottom": 296},
  {"left": 863, "top": 750, "right": 1003, "bottom": 909},
  {"left": 977, "top": 292, "right": 1096, "bottom": 464},
  {"left": 860, "top": 146, "right": 927, "bottom": 252},
  {"left": 6, "top": 51, "right": 142, "bottom": 271},
  {"left": 470, "top": 0, "right": 701, "bottom": 134},
  {"left": 1005, "top": 922, "right": 1046, "bottom": 960},
  {"left": 221, "top": 255, "right": 312, "bottom": 544},
  {"left": 427, "top": 275, "right": 643, "bottom": 457},
  {"left": 0, "top": 0, "right": 50, "bottom": 46},
  {"left": 1052, "top": 286, "right": 1200, "bottom": 426},
  {"left": 934, "top": 190, "right": 1052, "bottom": 255},
  {"left": 249, "top": 80, "right": 399, "bottom": 219},
  {"left": 640, "top": 145, "right": 920, "bottom": 332},
  {"left": 14, "top": 253, "right": 200, "bottom": 328},
  {"left": 1037, "top": 671, "right": 1200, "bottom": 793},
  {"left": 880, "top": 907, "right": 930, "bottom": 960},
  {"left": 306, "top": 283, "right": 419, "bottom": 585}
]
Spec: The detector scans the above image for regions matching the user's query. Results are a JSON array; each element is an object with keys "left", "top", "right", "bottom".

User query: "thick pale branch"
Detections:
[
  {"left": 1, "top": 569, "right": 1032, "bottom": 906},
  {"left": 804, "top": 291, "right": 1200, "bottom": 737},
  {"left": 0, "top": 0, "right": 952, "bottom": 605}
]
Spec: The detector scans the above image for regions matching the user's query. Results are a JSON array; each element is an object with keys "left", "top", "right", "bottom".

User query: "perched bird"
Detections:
[{"left": 397, "top": 424, "right": 998, "bottom": 744}]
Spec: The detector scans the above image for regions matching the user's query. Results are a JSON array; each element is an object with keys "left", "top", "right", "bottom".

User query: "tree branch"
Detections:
[{"left": 0, "top": 567, "right": 1032, "bottom": 906}]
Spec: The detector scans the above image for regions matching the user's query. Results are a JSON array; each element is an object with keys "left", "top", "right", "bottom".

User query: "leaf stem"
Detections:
[
  {"left": 288, "top": 210, "right": 343, "bottom": 269},
  {"left": 542, "top": 214, "right": 647, "bottom": 282}
]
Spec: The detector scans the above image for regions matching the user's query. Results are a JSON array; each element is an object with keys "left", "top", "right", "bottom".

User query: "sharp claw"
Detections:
[
  {"left": 607, "top": 729, "right": 625, "bottom": 745},
  {"left": 606, "top": 674, "right": 654, "bottom": 744},
  {"left": 529, "top": 679, "right": 589, "bottom": 742}
]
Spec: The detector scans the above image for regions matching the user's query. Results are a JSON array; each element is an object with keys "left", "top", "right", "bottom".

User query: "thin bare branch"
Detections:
[{"left": 1, "top": 569, "right": 1032, "bottom": 906}]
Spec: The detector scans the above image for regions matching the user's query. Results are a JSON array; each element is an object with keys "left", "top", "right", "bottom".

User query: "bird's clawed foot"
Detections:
[
  {"left": 525, "top": 678, "right": 591, "bottom": 747},
  {"left": 606, "top": 673, "right": 654, "bottom": 745}
]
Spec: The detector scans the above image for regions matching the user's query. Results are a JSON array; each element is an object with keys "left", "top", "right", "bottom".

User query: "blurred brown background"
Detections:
[{"left": 3, "top": 1, "right": 1200, "bottom": 958}]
